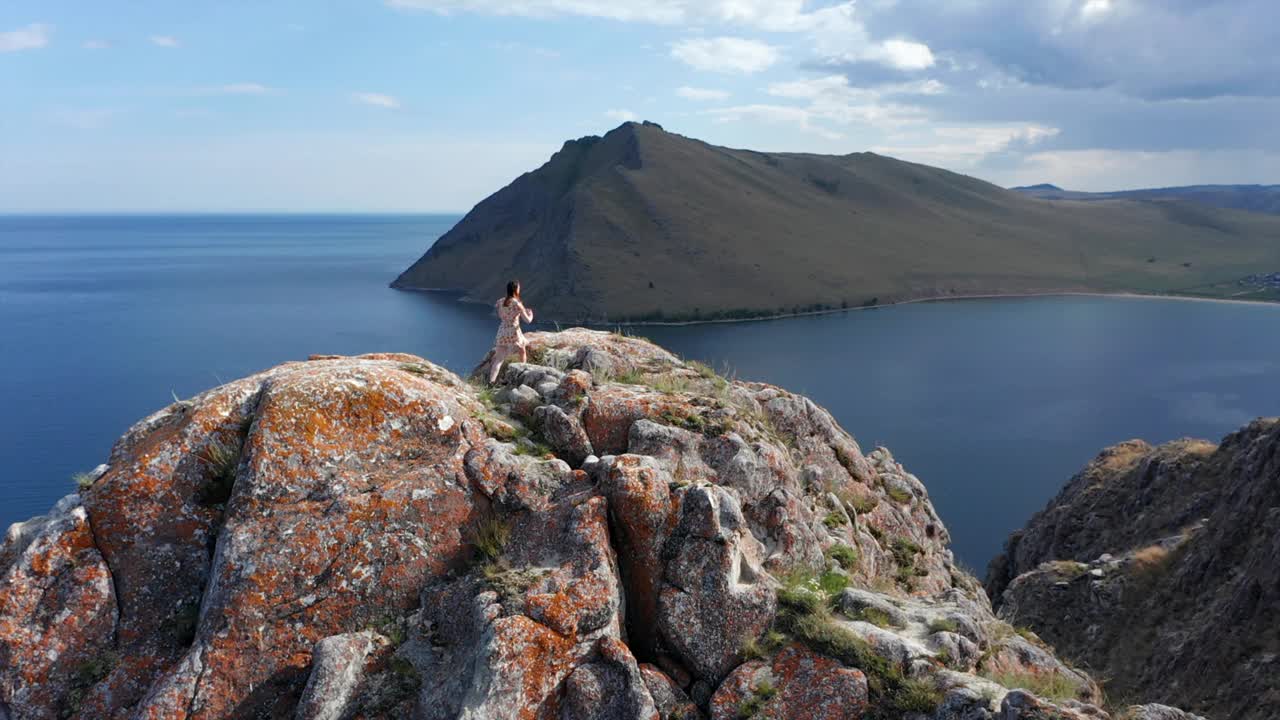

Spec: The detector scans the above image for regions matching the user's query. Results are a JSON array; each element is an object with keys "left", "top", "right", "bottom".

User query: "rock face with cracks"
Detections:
[
  {"left": 0, "top": 329, "right": 1198, "bottom": 719},
  {"left": 988, "top": 419, "right": 1280, "bottom": 720}
]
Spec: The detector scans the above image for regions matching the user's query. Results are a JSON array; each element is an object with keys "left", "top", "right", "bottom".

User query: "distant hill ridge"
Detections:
[
  {"left": 1013, "top": 182, "right": 1280, "bottom": 215},
  {"left": 394, "top": 121, "right": 1280, "bottom": 322}
]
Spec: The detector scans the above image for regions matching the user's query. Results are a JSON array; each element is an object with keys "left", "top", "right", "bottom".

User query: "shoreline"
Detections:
[
  {"left": 592, "top": 291, "right": 1280, "bottom": 327},
  {"left": 391, "top": 286, "right": 1280, "bottom": 328}
]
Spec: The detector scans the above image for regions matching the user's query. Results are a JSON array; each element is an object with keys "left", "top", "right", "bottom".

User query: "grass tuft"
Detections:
[
  {"left": 471, "top": 514, "right": 511, "bottom": 562},
  {"left": 927, "top": 617, "right": 959, "bottom": 634},
  {"left": 72, "top": 471, "right": 97, "bottom": 491},
  {"left": 825, "top": 544, "right": 859, "bottom": 571},
  {"left": 982, "top": 669, "right": 1081, "bottom": 703},
  {"left": 886, "top": 486, "right": 913, "bottom": 504},
  {"left": 854, "top": 606, "right": 896, "bottom": 629},
  {"left": 197, "top": 440, "right": 241, "bottom": 506}
]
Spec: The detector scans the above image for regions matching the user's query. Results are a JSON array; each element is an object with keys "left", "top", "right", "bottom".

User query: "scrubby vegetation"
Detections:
[{"left": 756, "top": 569, "right": 944, "bottom": 718}]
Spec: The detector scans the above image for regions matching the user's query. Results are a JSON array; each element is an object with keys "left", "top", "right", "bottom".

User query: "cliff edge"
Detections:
[
  {"left": 3, "top": 330, "right": 1197, "bottom": 719},
  {"left": 987, "top": 420, "right": 1280, "bottom": 719}
]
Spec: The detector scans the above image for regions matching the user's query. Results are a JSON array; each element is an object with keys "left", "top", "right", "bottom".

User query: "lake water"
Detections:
[{"left": 4, "top": 214, "right": 1280, "bottom": 569}]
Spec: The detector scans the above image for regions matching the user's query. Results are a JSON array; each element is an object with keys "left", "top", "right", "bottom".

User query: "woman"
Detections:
[{"left": 488, "top": 280, "right": 535, "bottom": 384}]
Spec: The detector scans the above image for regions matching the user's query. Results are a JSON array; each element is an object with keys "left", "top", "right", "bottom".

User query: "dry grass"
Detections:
[{"left": 983, "top": 669, "right": 1082, "bottom": 703}]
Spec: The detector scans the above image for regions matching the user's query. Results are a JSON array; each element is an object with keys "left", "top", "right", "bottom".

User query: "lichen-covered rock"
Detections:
[
  {"left": 988, "top": 419, "right": 1280, "bottom": 720},
  {"left": 535, "top": 404, "right": 594, "bottom": 467},
  {"left": 561, "top": 638, "right": 659, "bottom": 720},
  {"left": 296, "top": 631, "right": 391, "bottom": 720},
  {"left": 658, "top": 485, "right": 776, "bottom": 684},
  {"left": 708, "top": 644, "right": 868, "bottom": 720},
  {"left": 639, "top": 664, "right": 702, "bottom": 720},
  {"left": 0, "top": 494, "right": 116, "bottom": 720},
  {"left": 0, "top": 330, "right": 1177, "bottom": 720}
]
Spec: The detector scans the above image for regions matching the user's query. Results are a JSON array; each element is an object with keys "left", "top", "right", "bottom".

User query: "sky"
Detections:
[{"left": 2, "top": 0, "right": 1279, "bottom": 212}]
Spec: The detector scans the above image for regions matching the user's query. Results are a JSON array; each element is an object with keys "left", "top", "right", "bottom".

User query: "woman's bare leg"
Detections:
[
  {"left": 520, "top": 346, "right": 528, "bottom": 363},
  {"left": 488, "top": 347, "right": 510, "bottom": 384}
]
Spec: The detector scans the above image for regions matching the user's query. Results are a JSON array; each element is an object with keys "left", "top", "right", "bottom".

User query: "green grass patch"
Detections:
[
  {"left": 886, "top": 486, "right": 913, "bottom": 504},
  {"left": 854, "top": 606, "right": 896, "bottom": 629},
  {"left": 72, "top": 471, "right": 96, "bottom": 491},
  {"left": 825, "top": 544, "right": 859, "bottom": 571},
  {"left": 927, "top": 617, "right": 959, "bottom": 634},
  {"left": 823, "top": 510, "right": 848, "bottom": 529},
  {"left": 768, "top": 567, "right": 943, "bottom": 717},
  {"left": 818, "top": 570, "right": 849, "bottom": 596}
]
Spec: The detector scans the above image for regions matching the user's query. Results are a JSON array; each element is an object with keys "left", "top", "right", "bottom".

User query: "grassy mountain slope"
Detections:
[{"left": 394, "top": 121, "right": 1280, "bottom": 322}]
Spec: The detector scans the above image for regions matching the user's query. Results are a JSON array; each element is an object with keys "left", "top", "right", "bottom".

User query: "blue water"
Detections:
[{"left": 4, "top": 215, "right": 1280, "bottom": 568}]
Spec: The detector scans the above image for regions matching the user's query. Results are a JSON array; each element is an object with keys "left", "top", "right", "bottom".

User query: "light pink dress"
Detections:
[{"left": 494, "top": 298, "right": 533, "bottom": 350}]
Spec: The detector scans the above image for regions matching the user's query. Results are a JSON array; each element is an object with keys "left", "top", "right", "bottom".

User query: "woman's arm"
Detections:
[{"left": 519, "top": 300, "right": 534, "bottom": 323}]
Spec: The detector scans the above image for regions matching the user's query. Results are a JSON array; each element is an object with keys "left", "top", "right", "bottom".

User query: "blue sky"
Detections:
[{"left": 3, "top": 0, "right": 1278, "bottom": 211}]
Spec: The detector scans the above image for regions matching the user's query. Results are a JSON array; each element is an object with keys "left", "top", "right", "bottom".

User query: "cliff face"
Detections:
[
  {"left": 987, "top": 420, "right": 1280, "bottom": 719},
  {"left": 2, "top": 330, "right": 1195, "bottom": 720},
  {"left": 392, "top": 121, "right": 1280, "bottom": 323}
]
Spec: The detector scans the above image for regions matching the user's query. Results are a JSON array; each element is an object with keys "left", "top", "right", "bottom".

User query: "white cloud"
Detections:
[
  {"left": 1079, "top": 0, "right": 1113, "bottom": 22},
  {"left": 150, "top": 35, "right": 180, "bottom": 48},
  {"left": 762, "top": 74, "right": 930, "bottom": 128},
  {"left": 872, "top": 124, "right": 1060, "bottom": 170},
  {"left": 386, "top": 1, "right": 933, "bottom": 72},
  {"left": 604, "top": 109, "right": 638, "bottom": 122},
  {"left": 82, "top": 39, "right": 110, "bottom": 50},
  {"left": 353, "top": 92, "right": 402, "bottom": 109},
  {"left": 871, "top": 38, "right": 935, "bottom": 71},
  {"left": 676, "top": 86, "right": 730, "bottom": 101},
  {"left": 0, "top": 23, "right": 51, "bottom": 52},
  {"left": 670, "top": 37, "right": 779, "bottom": 74},
  {"left": 702, "top": 104, "right": 844, "bottom": 140}
]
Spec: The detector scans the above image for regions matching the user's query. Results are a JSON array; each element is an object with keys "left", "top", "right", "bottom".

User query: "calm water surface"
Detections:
[{"left": 4, "top": 214, "right": 1280, "bottom": 567}]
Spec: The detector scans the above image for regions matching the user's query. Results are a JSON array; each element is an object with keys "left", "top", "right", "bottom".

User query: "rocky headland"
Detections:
[
  {"left": 987, "top": 420, "right": 1279, "bottom": 719},
  {"left": 2, "top": 330, "right": 1203, "bottom": 719}
]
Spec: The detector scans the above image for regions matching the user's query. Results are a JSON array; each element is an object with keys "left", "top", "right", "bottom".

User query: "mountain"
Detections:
[
  {"left": 987, "top": 419, "right": 1280, "bottom": 719},
  {"left": 1012, "top": 183, "right": 1280, "bottom": 215},
  {"left": 0, "top": 330, "right": 1203, "bottom": 720},
  {"left": 394, "top": 121, "right": 1280, "bottom": 322}
]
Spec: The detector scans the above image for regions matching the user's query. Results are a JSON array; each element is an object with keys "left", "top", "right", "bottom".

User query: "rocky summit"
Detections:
[
  {"left": 2, "top": 330, "right": 1200, "bottom": 720},
  {"left": 987, "top": 419, "right": 1280, "bottom": 720}
]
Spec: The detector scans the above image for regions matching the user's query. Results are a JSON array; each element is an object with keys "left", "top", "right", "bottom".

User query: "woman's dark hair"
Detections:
[{"left": 503, "top": 280, "right": 520, "bottom": 306}]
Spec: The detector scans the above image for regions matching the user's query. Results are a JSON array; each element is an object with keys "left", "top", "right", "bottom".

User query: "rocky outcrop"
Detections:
[
  {"left": 1, "top": 329, "right": 1186, "bottom": 719},
  {"left": 987, "top": 419, "right": 1280, "bottom": 719}
]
